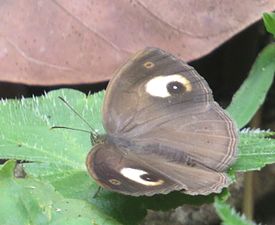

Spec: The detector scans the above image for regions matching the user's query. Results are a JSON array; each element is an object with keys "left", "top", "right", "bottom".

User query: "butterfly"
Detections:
[{"left": 86, "top": 47, "right": 238, "bottom": 196}]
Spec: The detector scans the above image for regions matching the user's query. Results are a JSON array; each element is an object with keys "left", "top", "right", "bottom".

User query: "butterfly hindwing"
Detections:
[
  {"left": 87, "top": 141, "right": 230, "bottom": 196},
  {"left": 86, "top": 143, "right": 182, "bottom": 196}
]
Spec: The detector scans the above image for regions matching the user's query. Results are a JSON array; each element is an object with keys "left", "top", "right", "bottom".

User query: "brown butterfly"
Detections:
[{"left": 86, "top": 48, "right": 238, "bottom": 196}]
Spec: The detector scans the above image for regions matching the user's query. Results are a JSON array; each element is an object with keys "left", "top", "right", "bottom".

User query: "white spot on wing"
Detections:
[
  {"left": 145, "top": 74, "right": 192, "bottom": 97},
  {"left": 120, "top": 168, "right": 164, "bottom": 186}
]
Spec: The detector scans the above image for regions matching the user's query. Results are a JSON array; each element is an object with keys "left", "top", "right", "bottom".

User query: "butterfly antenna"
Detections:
[
  {"left": 57, "top": 96, "right": 98, "bottom": 136},
  {"left": 51, "top": 126, "right": 91, "bottom": 134}
]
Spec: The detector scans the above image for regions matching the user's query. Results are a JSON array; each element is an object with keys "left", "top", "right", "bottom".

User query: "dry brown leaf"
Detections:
[{"left": 0, "top": 0, "right": 274, "bottom": 85}]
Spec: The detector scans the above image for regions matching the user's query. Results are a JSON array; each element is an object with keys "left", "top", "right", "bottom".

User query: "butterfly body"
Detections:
[{"left": 86, "top": 48, "right": 238, "bottom": 196}]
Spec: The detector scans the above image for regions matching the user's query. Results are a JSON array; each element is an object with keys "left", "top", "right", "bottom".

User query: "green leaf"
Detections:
[
  {"left": 0, "top": 160, "right": 121, "bottom": 225},
  {"left": 0, "top": 89, "right": 104, "bottom": 167},
  {"left": 214, "top": 197, "right": 257, "bottom": 225},
  {"left": 263, "top": 12, "right": 275, "bottom": 36},
  {"left": 231, "top": 129, "right": 275, "bottom": 172},
  {"left": 226, "top": 43, "right": 275, "bottom": 128}
]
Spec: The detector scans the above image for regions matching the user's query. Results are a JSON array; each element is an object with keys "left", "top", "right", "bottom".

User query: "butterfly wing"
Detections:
[
  {"left": 103, "top": 48, "right": 214, "bottom": 136},
  {"left": 86, "top": 143, "right": 182, "bottom": 196},
  {"left": 86, "top": 142, "right": 229, "bottom": 196},
  {"left": 94, "top": 47, "right": 238, "bottom": 195},
  {"left": 126, "top": 102, "right": 237, "bottom": 172},
  {"left": 103, "top": 48, "right": 238, "bottom": 171}
]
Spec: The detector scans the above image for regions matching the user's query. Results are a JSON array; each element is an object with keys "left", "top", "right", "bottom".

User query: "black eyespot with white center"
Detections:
[
  {"left": 166, "top": 81, "right": 186, "bottom": 95},
  {"left": 145, "top": 74, "right": 192, "bottom": 98},
  {"left": 120, "top": 167, "right": 164, "bottom": 186}
]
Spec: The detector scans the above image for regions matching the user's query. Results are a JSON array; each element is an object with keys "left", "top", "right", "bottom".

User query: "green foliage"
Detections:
[
  {"left": 0, "top": 160, "right": 121, "bottom": 225},
  {"left": 214, "top": 197, "right": 257, "bottom": 225},
  {"left": 263, "top": 12, "right": 275, "bottom": 36},
  {"left": 232, "top": 129, "right": 275, "bottom": 172},
  {"left": 227, "top": 43, "right": 275, "bottom": 128}
]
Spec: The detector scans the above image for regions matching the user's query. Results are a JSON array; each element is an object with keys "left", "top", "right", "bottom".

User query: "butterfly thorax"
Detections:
[{"left": 91, "top": 133, "right": 107, "bottom": 146}]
